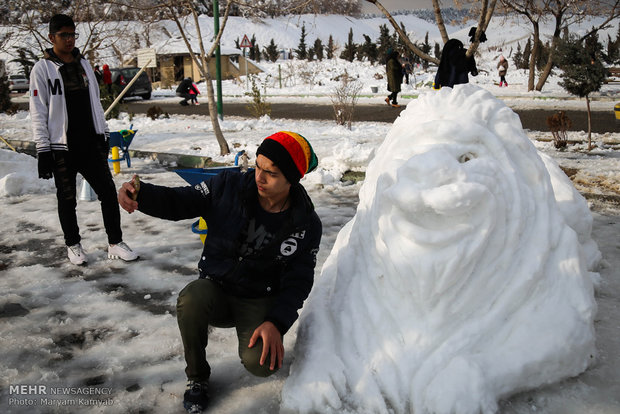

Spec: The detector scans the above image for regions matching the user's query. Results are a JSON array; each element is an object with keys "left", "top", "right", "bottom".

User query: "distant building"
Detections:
[{"left": 134, "top": 37, "right": 262, "bottom": 88}]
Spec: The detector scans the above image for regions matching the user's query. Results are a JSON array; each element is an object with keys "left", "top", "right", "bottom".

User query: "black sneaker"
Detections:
[{"left": 183, "top": 381, "right": 209, "bottom": 413}]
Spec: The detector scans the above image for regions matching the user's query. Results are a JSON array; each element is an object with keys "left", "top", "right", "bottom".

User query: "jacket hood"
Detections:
[{"left": 44, "top": 47, "right": 83, "bottom": 64}]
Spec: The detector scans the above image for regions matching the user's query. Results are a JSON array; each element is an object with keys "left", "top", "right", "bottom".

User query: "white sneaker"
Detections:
[
  {"left": 108, "top": 242, "right": 139, "bottom": 261},
  {"left": 67, "top": 243, "right": 87, "bottom": 265}
]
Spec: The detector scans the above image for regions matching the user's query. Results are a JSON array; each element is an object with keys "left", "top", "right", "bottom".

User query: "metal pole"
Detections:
[
  {"left": 245, "top": 51, "right": 249, "bottom": 90},
  {"left": 214, "top": 0, "right": 223, "bottom": 120},
  {"left": 104, "top": 59, "right": 151, "bottom": 117}
]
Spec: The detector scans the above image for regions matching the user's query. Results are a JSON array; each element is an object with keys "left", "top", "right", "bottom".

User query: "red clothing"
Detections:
[{"left": 102, "top": 64, "right": 112, "bottom": 85}]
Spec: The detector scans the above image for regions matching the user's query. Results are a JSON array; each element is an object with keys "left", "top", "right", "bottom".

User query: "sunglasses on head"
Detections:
[{"left": 55, "top": 32, "right": 79, "bottom": 39}]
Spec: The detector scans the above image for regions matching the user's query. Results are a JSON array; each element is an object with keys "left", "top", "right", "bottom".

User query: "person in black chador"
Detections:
[
  {"left": 29, "top": 14, "right": 139, "bottom": 265},
  {"left": 385, "top": 48, "right": 403, "bottom": 107},
  {"left": 176, "top": 77, "right": 199, "bottom": 106},
  {"left": 433, "top": 39, "right": 478, "bottom": 89}
]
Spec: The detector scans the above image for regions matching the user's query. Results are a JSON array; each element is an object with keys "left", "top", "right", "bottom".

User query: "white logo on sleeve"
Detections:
[
  {"left": 194, "top": 182, "right": 210, "bottom": 197},
  {"left": 280, "top": 238, "right": 298, "bottom": 256}
]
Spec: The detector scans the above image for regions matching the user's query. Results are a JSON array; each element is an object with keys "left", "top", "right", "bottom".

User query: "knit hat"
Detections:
[{"left": 256, "top": 131, "right": 318, "bottom": 183}]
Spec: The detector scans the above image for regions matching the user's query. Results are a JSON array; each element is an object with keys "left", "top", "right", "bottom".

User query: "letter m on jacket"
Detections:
[{"left": 48, "top": 79, "right": 62, "bottom": 95}]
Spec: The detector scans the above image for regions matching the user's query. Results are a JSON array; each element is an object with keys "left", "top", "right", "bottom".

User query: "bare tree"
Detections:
[
  {"left": 366, "top": 0, "right": 497, "bottom": 65},
  {"left": 159, "top": 0, "right": 232, "bottom": 155},
  {"left": 365, "top": 0, "right": 439, "bottom": 65},
  {"left": 6, "top": 0, "right": 131, "bottom": 64},
  {"left": 500, "top": 0, "right": 620, "bottom": 91}
]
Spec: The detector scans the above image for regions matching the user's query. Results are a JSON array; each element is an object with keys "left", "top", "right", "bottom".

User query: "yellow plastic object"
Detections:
[
  {"left": 198, "top": 217, "right": 208, "bottom": 244},
  {"left": 615, "top": 103, "right": 620, "bottom": 120},
  {"left": 111, "top": 146, "right": 121, "bottom": 174}
]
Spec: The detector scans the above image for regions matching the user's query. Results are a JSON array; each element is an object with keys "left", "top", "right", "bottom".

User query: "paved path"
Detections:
[
  {"left": 122, "top": 100, "right": 619, "bottom": 133},
  {"left": 12, "top": 95, "right": 619, "bottom": 133}
]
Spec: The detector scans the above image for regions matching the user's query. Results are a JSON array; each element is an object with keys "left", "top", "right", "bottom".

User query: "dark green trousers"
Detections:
[{"left": 176, "top": 278, "right": 280, "bottom": 381}]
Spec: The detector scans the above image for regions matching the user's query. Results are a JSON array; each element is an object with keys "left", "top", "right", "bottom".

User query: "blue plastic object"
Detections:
[
  {"left": 108, "top": 124, "right": 137, "bottom": 167},
  {"left": 191, "top": 220, "right": 208, "bottom": 235},
  {"left": 175, "top": 166, "right": 242, "bottom": 186},
  {"left": 175, "top": 151, "right": 249, "bottom": 240}
]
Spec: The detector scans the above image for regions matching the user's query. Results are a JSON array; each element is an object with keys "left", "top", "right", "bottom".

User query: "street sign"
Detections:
[
  {"left": 240, "top": 34, "right": 252, "bottom": 48},
  {"left": 137, "top": 48, "right": 157, "bottom": 68}
]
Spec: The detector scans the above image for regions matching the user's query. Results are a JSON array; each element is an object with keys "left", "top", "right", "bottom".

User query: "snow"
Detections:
[{"left": 1, "top": 11, "right": 620, "bottom": 414}]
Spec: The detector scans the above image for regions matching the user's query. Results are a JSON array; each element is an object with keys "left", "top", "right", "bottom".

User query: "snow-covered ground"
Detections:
[{"left": 1, "top": 11, "right": 620, "bottom": 414}]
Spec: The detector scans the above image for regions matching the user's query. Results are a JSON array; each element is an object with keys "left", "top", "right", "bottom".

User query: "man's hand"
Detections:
[
  {"left": 248, "top": 321, "right": 283, "bottom": 371},
  {"left": 37, "top": 151, "right": 54, "bottom": 179},
  {"left": 118, "top": 174, "right": 139, "bottom": 213}
]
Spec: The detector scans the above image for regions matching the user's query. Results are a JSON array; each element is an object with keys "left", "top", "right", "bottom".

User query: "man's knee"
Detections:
[
  {"left": 239, "top": 339, "right": 279, "bottom": 378},
  {"left": 177, "top": 279, "right": 211, "bottom": 318}
]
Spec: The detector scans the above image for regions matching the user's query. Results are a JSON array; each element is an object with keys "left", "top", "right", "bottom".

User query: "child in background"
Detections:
[{"left": 189, "top": 82, "right": 200, "bottom": 105}]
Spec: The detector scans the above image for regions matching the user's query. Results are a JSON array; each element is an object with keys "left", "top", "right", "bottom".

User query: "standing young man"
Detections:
[
  {"left": 30, "top": 14, "right": 138, "bottom": 265},
  {"left": 118, "top": 132, "right": 322, "bottom": 413}
]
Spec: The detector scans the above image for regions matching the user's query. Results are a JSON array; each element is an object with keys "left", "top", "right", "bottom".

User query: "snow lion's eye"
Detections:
[{"left": 458, "top": 152, "right": 476, "bottom": 163}]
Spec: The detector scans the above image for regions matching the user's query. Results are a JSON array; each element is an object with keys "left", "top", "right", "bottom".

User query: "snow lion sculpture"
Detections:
[{"left": 281, "top": 84, "right": 599, "bottom": 414}]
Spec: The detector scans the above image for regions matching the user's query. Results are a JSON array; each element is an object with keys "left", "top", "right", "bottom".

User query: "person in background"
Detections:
[
  {"left": 497, "top": 54, "right": 509, "bottom": 87},
  {"left": 102, "top": 64, "right": 112, "bottom": 94},
  {"left": 401, "top": 54, "right": 413, "bottom": 85},
  {"left": 118, "top": 131, "right": 322, "bottom": 414},
  {"left": 385, "top": 48, "right": 403, "bottom": 107},
  {"left": 433, "top": 39, "right": 478, "bottom": 89},
  {"left": 29, "top": 14, "right": 138, "bottom": 265},
  {"left": 94, "top": 65, "right": 102, "bottom": 84},
  {"left": 176, "top": 77, "right": 197, "bottom": 106},
  {"left": 189, "top": 81, "right": 200, "bottom": 105}
]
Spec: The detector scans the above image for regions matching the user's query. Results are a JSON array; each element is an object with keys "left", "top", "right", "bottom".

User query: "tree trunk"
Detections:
[
  {"left": 528, "top": 22, "right": 540, "bottom": 91},
  {"left": 432, "top": 0, "right": 450, "bottom": 44},
  {"left": 171, "top": 2, "right": 231, "bottom": 156},
  {"left": 205, "top": 73, "right": 229, "bottom": 155},
  {"left": 586, "top": 95, "right": 592, "bottom": 150},
  {"left": 366, "top": 0, "right": 439, "bottom": 65},
  {"left": 535, "top": 11, "right": 563, "bottom": 91},
  {"left": 466, "top": 0, "right": 497, "bottom": 58}
]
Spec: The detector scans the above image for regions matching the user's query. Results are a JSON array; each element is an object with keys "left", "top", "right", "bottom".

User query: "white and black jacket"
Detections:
[{"left": 29, "top": 48, "right": 109, "bottom": 154}]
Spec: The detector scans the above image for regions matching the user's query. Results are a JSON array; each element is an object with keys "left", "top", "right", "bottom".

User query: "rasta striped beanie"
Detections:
[{"left": 256, "top": 131, "right": 318, "bottom": 183}]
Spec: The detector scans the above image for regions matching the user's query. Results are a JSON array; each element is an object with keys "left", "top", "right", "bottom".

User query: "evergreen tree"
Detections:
[
  {"left": 584, "top": 29, "right": 603, "bottom": 61},
  {"left": 536, "top": 40, "right": 550, "bottom": 70},
  {"left": 314, "top": 38, "right": 324, "bottom": 61},
  {"left": 308, "top": 46, "right": 315, "bottom": 62},
  {"left": 295, "top": 24, "right": 307, "bottom": 60},
  {"left": 421, "top": 32, "right": 431, "bottom": 69},
  {"left": 340, "top": 28, "right": 357, "bottom": 62},
  {"left": 264, "top": 38, "right": 279, "bottom": 62},
  {"left": 522, "top": 38, "right": 532, "bottom": 70},
  {"left": 607, "top": 34, "right": 619, "bottom": 64},
  {"left": 249, "top": 34, "right": 260, "bottom": 62},
  {"left": 512, "top": 42, "right": 524, "bottom": 69},
  {"left": 9, "top": 47, "right": 37, "bottom": 79},
  {"left": 360, "top": 34, "right": 378, "bottom": 64},
  {"left": 434, "top": 42, "right": 441, "bottom": 60},
  {"left": 327, "top": 35, "right": 335, "bottom": 59},
  {"left": 248, "top": 34, "right": 256, "bottom": 60},
  {"left": 556, "top": 35, "right": 607, "bottom": 150},
  {"left": 396, "top": 22, "right": 407, "bottom": 52},
  {"left": 377, "top": 24, "right": 393, "bottom": 62}
]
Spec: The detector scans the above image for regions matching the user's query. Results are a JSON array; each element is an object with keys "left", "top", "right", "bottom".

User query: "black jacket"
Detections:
[
  {"left": 434, "top": 39, "right": 478, "bottom": 89},
  {"left": 386, "top": 51, "right": 403, "bottom": 93},
  {"left": 137, "top": 170, "right": 322, "bottom": 334}
]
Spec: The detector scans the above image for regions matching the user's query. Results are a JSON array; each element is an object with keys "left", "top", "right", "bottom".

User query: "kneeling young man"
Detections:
[{"left": 118, "top": 132, "right": 322, "bottom": 413}]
